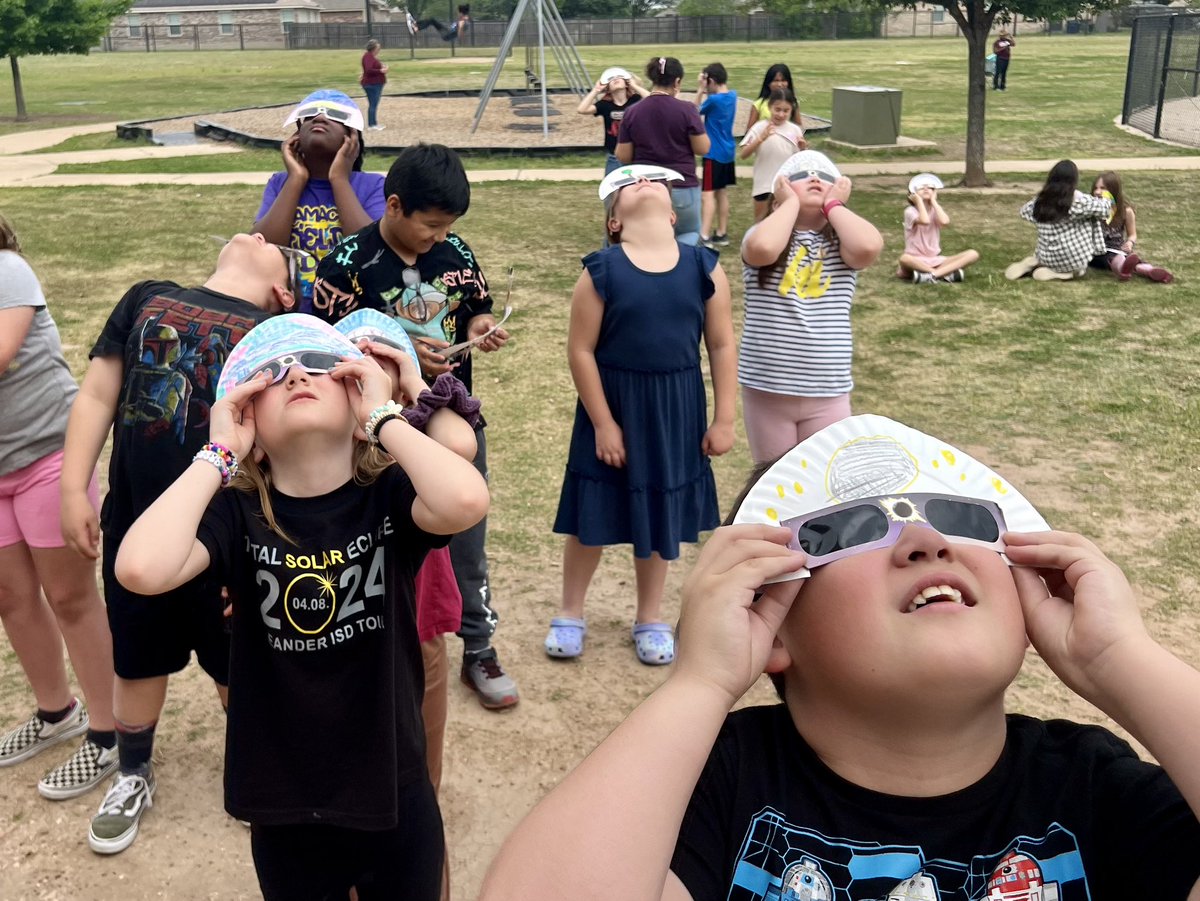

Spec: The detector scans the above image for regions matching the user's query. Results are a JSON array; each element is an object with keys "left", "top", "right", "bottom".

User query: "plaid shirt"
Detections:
[{"left": 1020, "top": 191, "right": 1111, "bottom": 273}]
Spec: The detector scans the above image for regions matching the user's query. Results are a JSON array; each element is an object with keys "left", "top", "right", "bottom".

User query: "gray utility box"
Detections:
[{"left": 831, "top": 86, "right": 902, "bottom": 146}]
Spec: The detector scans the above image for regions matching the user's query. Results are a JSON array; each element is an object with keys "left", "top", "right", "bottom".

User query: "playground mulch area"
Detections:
[{"left": 140, "top": 93, "right": 827, "bottom": 152}]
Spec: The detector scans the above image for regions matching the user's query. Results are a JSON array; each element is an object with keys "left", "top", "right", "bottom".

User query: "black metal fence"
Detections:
[{"left": 1122, "top": 12, "right": 1200, "bottom": 147}]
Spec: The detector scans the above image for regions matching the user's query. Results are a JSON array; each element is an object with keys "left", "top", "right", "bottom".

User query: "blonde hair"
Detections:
[
  {"left": 232, "top": 441, "right": 394, "bottom": 542},
  {"left": 0, "top": 215, "right": 22, "bottom": 254}
]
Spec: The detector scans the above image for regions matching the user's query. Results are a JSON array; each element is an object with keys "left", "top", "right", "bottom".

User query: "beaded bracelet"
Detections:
[
  {"left": 193, "top": 442, "right": 239, "bottom": 488},
  {"left": 364, "top": 401, "right": 406, "bottom": 446}
]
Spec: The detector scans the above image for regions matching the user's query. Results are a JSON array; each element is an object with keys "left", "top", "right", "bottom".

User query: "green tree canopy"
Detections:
[{"left": 1, "top": 0, "right": 127, "bottom": 120}]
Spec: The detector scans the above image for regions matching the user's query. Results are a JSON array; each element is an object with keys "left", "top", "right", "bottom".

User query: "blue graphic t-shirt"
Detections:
[
  {"left": 255, "top": 171, "right": 387, "bottom": 313},
  {"left": 699, "top": 90, "right": 738, "bottom": 164},
  {"left": 671, "top": 705, "right": 1200, "bottom": 901}
]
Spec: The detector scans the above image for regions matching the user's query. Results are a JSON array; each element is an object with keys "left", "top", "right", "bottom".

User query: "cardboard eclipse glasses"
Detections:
[{"left": 783, "top": 493, "right": 1006, "bottom": 568}]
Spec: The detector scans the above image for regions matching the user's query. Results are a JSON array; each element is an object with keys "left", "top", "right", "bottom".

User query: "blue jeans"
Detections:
[
  {"left": 671, "top": 185, "right": 702, "bottom": 246},
  {"left": 364, "top": 83, "right": 383, "bottom": 127}
]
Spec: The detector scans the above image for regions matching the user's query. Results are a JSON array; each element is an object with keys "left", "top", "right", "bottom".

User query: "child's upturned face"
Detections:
[
  {"left": 777, "top": 523, "right": 1026, "bottom": 704},
  {"left": 916, "top": 185, "right": 936, "bottom": 201},
  {"left": 216, "top": 234, "right": 291, "bottom": 306},
  {"left": 298, "top": 115, "right": 350, "bottom": 157},
  {"left": 769, "top": 101, "right": 793, "bottom": 125},
  {"left": 607, "top": 76, "right": 627, "bottom": 92},
  {"left": 384, "top": 199, "right": 459, "bottom": 257},
  {"left": 252, "top": 364, "right": 355, "bottom": 455}
]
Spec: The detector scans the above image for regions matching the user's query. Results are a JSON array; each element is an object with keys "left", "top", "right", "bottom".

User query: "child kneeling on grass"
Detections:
[{"left": 480, "top": 413, "right": 1200, "bottom": 901}]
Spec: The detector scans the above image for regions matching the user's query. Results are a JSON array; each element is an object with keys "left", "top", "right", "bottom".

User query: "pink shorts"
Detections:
[{"left": 0, "top": 450, "right": 99, "bottom": 550}]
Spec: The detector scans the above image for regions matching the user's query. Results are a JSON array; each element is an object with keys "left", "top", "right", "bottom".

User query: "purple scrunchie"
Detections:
[{"left": 401, "top": 372, "right": 482, "bottom": 432}]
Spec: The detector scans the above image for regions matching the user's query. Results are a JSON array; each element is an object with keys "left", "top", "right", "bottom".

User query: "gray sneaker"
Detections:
[
  {"left": 461, "top": 648, "right": 519, "bottom": 710},
  {"left": 0, "top": 701, "right": 88, "bottom": 767},
  {"left": 39, "top": 738, "right": 119, "bottom": 800},
  {"left": 89, "top": 769, "right": 156, "bottom": 855}
]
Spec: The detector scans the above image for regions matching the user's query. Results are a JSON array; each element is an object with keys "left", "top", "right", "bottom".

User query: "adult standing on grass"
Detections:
[
  {"left": 992, "top": 29, "right": 1015, "bottom": 91},
  {"left": 254, "top": 90, "right": 386, "bottom": 314},
  {"left": 0, "top": 215, "right": 117, "bottom": 803},
  {"left": 361, "top": 40, "right": 389, "bottom": 131},
  {"left": 615, "top": 56, "right": 710, "bottom": 247}
]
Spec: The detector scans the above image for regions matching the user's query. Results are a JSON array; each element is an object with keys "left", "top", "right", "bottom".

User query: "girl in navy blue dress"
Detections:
[{"left": 549, "top": 165, "right": 736, "bottom": 665}]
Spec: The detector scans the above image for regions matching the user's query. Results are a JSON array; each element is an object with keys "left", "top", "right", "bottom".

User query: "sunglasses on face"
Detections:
[
  {"left": 781, "top": 493, "right": 1007, "bottom": 568},
  {"left": 248, "top": 351, "right": 344, "bottom": 385},
  {"left": 787, "top": 169, "right": 837, "bottom": 185},
  {"left": 296, "top": 105, "right": 355, "bottom": 125}
]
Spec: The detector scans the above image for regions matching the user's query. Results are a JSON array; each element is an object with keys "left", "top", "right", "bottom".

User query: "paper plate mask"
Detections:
[
  {"left": 283, "top": 89, "right": 364, "bottom": 134},
  {"left": 908, "top": 173, "right": 944, "bottom": 194},
  {"left": 774, "top": 149, "right": 841, "bottom": 186},
  {"left": 599, "top": 66, "right": 632, "bottom": 85},
  {"left": 598, "top": 164, "right": 684, "bottom": 201},
  {"left": 732, "top": 414, "right": 1049, "bottom": 580},
  {"left": 216, "top": 314, "right": 361, "bottom": 400},
  {"left": 333, "top": 309, "right": 419, "bottom": 365}
]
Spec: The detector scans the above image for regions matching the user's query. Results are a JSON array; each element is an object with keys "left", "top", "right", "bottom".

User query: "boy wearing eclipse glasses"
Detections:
[
  {"left": 59, "top": 233, "right": 296, "bottom": 854},
  {"left": 481, "top": 414, "right": 1200, "bottom": 901}
]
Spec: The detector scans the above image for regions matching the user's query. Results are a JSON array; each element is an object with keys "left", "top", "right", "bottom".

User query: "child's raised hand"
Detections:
[
  {"left": 827, "top": 175, "right": 853, "bottom": 205},
  {"left": 282, "top": 133, "right": 307, "bottom": 180},
  {"left": 773, "top": 174, "right": 799, "bottom": 205},
  {"left": 330, "top": 354, "right": 393, "bottom": 426},
  {"left": 209, "top": 374, "right": 270, "bottom": 461},
  {"left": 594, "top": 420, "right": 626, "bottom": 469},
  {"left": 329, "top": 130, "right": 359, "bottom": 182},
  {"left": 675, "top": 524, "right": 806, "bottom": 705},
  {"left": 1005, "top": 530, "right": 1152, "bottom": 704},
  {"left": 357, "top": 338, "right": 427, "bottom": 406}
]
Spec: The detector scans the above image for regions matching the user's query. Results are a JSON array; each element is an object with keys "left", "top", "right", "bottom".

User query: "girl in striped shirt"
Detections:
[{"left": 739, "top": 151, "right": 883, "bottom": 464}]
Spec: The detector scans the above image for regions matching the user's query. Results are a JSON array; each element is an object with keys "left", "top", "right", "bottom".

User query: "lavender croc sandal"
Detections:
[
  {"left": 631, "top": 622, "right": 675, "bottom": 666},
  {"left": 545, "top": 617, "right": 587, "bottom": 658}
]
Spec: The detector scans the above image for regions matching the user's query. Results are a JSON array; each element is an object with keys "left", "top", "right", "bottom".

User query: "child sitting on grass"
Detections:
[
  {"left": 896, "top": 173, "right": 980, "bottom": 284},
  {"left": 480, "top": 414, "right": 1200, "bottom": 901}
]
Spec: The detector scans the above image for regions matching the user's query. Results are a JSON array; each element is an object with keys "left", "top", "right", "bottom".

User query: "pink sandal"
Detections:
[{"left": 631, "top": 622, "right": 675, "bottom": 666}]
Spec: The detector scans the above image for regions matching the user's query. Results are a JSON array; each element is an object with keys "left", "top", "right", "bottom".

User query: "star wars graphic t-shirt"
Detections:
[
  {"left": 312, "top": 221, "right": 491, "bottom": 394},
  {"left": 90, "top": 281, "right": 272, "bottom": 540},
  {"left": 671, "top": 705, "right": 1200, "bottom": 901},
  {"left": 197, "top": 467, "right": 447, "bottom": 829}
]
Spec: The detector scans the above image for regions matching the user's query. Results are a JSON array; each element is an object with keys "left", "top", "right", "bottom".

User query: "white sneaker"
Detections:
[
  {"left": 369, "top": 124, "right": 386, "bottom": 131},
  {"left": 39, "top": 738, "right": 119, "bottom": 800},
  {"left": 1004, "top": 255, "right": 1039, "bottom": 280},
  {"left": 0, "top": 701, "right": 88, "bottom": 767},
  {"left": 89, "top": 769, "right": 156, "bottom": 855}
]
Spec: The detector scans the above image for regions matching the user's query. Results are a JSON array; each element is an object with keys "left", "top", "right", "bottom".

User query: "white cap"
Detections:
[
  {"left": 774, "top": 149, "right": 841, "bottom": 185},
  {"left": 908, "top": 173, "right": 944, "bottom": 194},
  {"left": 599, "top": 67, "right": 632, "bottom": 84}
]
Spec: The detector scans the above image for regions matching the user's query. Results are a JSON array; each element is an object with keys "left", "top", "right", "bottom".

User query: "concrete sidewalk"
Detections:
[{"left": 3, "top": 122, "right": 1200, "bottom": 188}]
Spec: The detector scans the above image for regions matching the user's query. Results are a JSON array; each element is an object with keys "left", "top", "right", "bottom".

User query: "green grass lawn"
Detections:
[
  {"left": 1, "top": 173, "right": 1196, "bottom": 629},
  {"left": 6, "top": 35, "right": 1197, "bottom": 168}
]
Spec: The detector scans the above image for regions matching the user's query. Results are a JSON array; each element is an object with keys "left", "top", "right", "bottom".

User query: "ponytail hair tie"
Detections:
[{"left": 658, "top": 57, "right": 666, "bottom": 74}]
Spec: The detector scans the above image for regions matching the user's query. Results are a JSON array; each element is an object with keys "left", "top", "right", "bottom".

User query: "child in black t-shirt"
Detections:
[
  {"left": 114, "top": 314, "right": 489, "bottom": 900},
  {"left": 480, "top": 415, "right": 1200, "bottom": 901},
  {"left": 59, "top": 232, "right": 296, "bottom": 856},
  {"left": 314, "top": 143, "right": 519, "bottom": 711}
]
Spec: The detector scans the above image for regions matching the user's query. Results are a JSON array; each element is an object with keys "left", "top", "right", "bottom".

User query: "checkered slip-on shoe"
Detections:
[
  {"left": 38, "top": 738, "right": 119, "bottom": 801},
  {"left": 0, "top": 700, "right": 88, "bottom": 767},
  {"left": 89, "top": 768, "right": 156, "bottom": 855}
]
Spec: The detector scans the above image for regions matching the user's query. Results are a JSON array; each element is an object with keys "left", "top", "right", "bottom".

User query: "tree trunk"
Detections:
[
  {"left": 10, "top": 55, "right": 28, "bottom": 122},
  {"left": 963, "top": 22, "right": 990, "bottom": 185},
  {"left": 944, "top": 1, "right": 996, "bottom": 186}
]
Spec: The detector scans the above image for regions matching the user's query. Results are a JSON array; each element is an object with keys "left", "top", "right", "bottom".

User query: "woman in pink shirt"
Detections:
[{"left": 360, "top": 39, "right": 388, "bottom": 130}]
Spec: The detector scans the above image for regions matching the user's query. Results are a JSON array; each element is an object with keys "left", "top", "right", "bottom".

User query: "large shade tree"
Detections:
[
  {"left": 1, "top": 0, "right": 126, "bottom": 121},
  {"left": 762, "top": 0, "right": 1117, "bottom": 185}
]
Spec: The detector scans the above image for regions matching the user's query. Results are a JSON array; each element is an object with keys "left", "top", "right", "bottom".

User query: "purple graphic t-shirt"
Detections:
[{"left": 256, "top": 171, "right": 387, "bottom": 313}]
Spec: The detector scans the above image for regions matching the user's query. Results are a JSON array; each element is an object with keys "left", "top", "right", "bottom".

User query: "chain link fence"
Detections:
[{"left": 1122, "top": 12, "right": 1200, "bottom": 147}]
